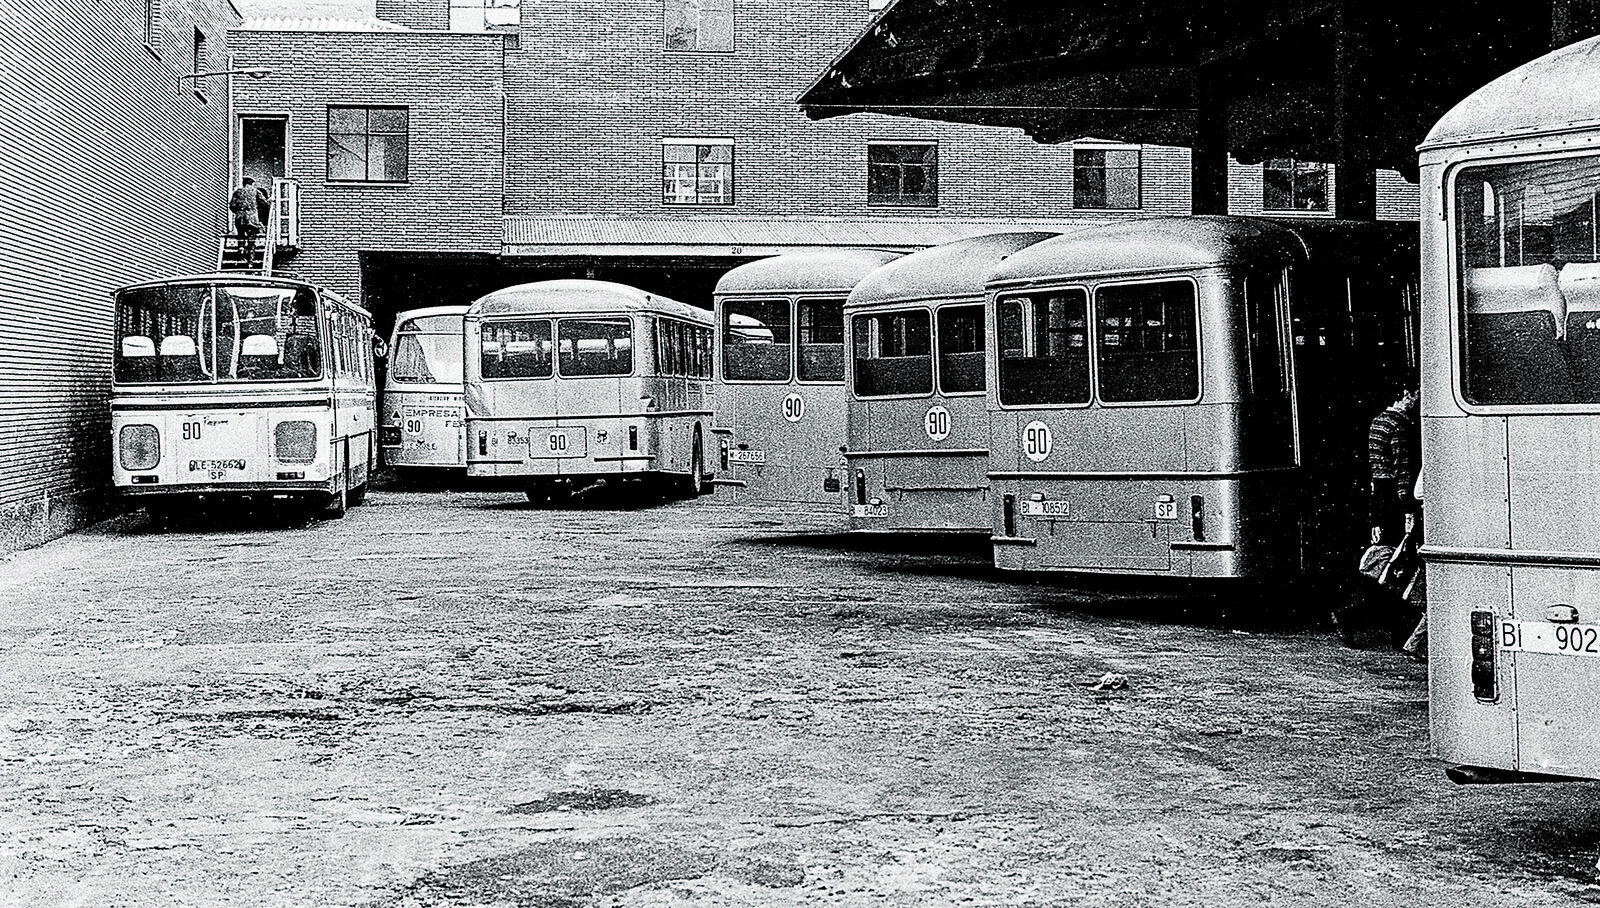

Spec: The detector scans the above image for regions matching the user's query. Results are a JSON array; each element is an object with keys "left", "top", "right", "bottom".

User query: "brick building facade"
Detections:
[
  {"left": 233, "top": 0, "right": 1419, "bottom": 331},
  {"left": 0, "top": 0, "right": 240, "bottom": 551}
]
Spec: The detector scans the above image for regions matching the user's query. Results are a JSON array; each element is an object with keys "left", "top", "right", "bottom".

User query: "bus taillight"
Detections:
[
  {"left": 1471, "top": 610, "right": 1498, "bottom": 702},
  {"left": 719, "top": 438, "right": 730, "bottom": 471},
  {"left": 854, "top": 468, "right": 866, "bottom": 505},
  {"left": 274, "top": 421, "right": 317, "bottom": 464},
  {"left": 118, "top": 424, "right": 160, "bottom": 470},
  {"left": 629, "top": 426, "right": 638, "bottom": 450},
  {"left": 1190, "top": 495, "right": 1205, "bottom": 541},
  {"left": 478, "top": 430, "right": 488, "bottom": 456},
  {"left": 1002, "top": 494, "right": 1016, "bottom": 537}
]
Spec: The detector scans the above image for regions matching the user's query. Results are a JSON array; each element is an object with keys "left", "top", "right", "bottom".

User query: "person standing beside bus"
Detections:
[
  {"left": 229, "top": 177, "right": 270, "bottom": 265},
  {"left": 1367, "top": 387, "right": 1419, "bottom": 545}
]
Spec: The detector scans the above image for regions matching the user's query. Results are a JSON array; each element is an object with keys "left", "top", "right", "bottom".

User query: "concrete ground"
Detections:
[{"left": 0, "top": 484, "right": 1598, "bottom": 907}]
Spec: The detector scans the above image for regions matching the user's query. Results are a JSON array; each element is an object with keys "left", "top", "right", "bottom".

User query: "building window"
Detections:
[
  {"left": 1263, "top": 158, "right": 1330, "bottom": 212},
  {"left": 450, "top": 0, "right": 520, "bottom": 31},
  {"left": 867, "top": 142, "right": 938, "bottom": 207},
  {"left": 1073, "top": 146, "right": 1141, "bottom": 210},
  {"left": 327, "top": 106, "right": 409, "bottom": 182},
  {"left": 143, "top": 0, "right": 161, "bottom": 49},
  {"left": 191, "top": 27, "right": 207, "bottom": 80},
  {"left": 662, "top": 140, "right": 733, "bottom": 205},
  {"left": 665, "top": 0, "right": 733, "bottom": 52}
]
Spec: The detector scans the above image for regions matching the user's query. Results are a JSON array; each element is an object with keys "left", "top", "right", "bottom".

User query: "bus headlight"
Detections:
[
  {"left": 119, "top": 424, "right": 160, "bottom": 470},
  {"left": 274, "top": 421, "right": 317, "bottom": 464}
]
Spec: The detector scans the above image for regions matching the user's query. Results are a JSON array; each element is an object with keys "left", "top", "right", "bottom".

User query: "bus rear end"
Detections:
[
  {"left": 110, "top": 277, "right": 351, "bottom": 513},
  {"left": 382, "top": 306, "right": 467, "bottom": 472},
  {"left": 1422, "top": 53, "right": 1600, "bottom": 780}
]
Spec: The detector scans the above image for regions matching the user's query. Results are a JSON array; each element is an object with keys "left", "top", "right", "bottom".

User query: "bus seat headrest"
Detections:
[
  {"left": 242, "top": 334, "right": 279, "bottom": 356},
  {"left": 1560, "top": 262, "right": 1600, "bottom": 316},
  {"left": 121, "top": 336, "right": 156, "bottom": 357},
  {"left": 1467, "top": 264, "right": 1566, "bottom": 338},
  {"left": 159, "top": 335, "right": 198, "bottom": 357}
]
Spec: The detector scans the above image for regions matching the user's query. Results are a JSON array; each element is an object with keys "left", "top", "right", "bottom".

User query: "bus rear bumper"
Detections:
[{"left": 1445, "top": 765, "right": 1596, "bottom": 785}]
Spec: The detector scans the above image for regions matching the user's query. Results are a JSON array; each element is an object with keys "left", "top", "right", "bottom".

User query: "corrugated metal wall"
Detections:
[{"left": 0, "top": 0, "right": 236, "bottom": 550}]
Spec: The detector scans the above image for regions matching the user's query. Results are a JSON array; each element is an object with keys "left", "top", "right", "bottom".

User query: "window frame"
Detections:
[
  {"left": 1072, "top": 144, "right": 1143, "bottom": 211},
  {"left": 866, "top": 141, "right": 939, "bottom": 209},
  {"left": 326, "top": 105, "right": 411, "bottom": 184},
  {"left": 795, "top": 296, "right": 848, "bottom": 386},
  {"left": 1091, "top": 276, "right": 1204, "bottom": 407},
  {"left": 849, "top": 305, "right": 936, "bottom": 401},
  {"left": 720, "top": 295, "right": 791, "bottom": 384},
  {"left": 934, "top": 300, "right": 986, "bottom": 397},
  {"left": 190, "top": 27, "right": 208, "bottom": 101},
  {"left": 450, "top": 0, "right": 521, "bottom": 32},
  {"left": 555, "top": 315, "right": 636, "bottom": 379},
  {"left": 663, "top": 0, "right": 735, "bottom": 53},
  {"left": 142, "top": 0, "right": 162, "bottom": 57},
  {"left": 993, "top": 286, "right": 1095, "bottom": 411},
  {"left": 478, "top": 317, "right": 555, "bottom": 382},
  {"left": 661, "top": 138, "right": 735, "bottom": 206},
  {"left": 1262, "top": 158, "right": 1331, "bottom": 213}
]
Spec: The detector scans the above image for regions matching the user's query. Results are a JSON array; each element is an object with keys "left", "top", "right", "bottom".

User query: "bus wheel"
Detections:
[
  {"left": 325, "top": 485, "right": 348, "bottom": 519},
  {"left": 678, "top": 436, "right": 706, "bottom": 499}
]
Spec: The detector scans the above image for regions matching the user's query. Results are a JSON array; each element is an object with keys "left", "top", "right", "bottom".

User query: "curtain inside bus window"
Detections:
[
  {"left": 996, "top": 290, "right": 1089, "bottom": 406},
  {"left": 723, "top": 298, "right": 790, "bottom": 381},
  {"left": 559, "top": 317, "right": 633, "bottom": 377},
  {"left": 851, "top": 309, "right": 932, "bottom": 397},
  {"left": 797, "top": 298, "right": 845, "bottom": 382},
  {"left": 1095, "top": 281, "right": 1199, "bottom": 403},
  {"left": 481, "top": 319, "right": 553, "bottom": 379},
  {"left": 936, "top": 304, "right": 985, "bottom": 394},
  {"left": 1455, "top": 156, "right": 1600, "bottom": 405}
]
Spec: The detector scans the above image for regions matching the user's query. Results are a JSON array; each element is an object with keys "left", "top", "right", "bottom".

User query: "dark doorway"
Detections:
[{"left": 240, "top": 117, "right": 287, "bottom": 186}]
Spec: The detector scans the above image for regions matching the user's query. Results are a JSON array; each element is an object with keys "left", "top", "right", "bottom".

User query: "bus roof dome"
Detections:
[
  {"left": 1425, "top": 34, "right": 1600, "bottom": 149},
  {"left": 847, "top": 232, "right": 1061, "bottom": 307},
  {"left": 469, "top": 279, "right": 703, "bottom": 321},
  {"left": 988, "top": 217, "right": 1308, "bottom": 285},
  {"left": 715, "top": 249, "right": 903, "bottom": 296}
]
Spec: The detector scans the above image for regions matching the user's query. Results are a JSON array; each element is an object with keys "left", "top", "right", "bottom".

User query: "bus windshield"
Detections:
[
  {"left": 1455, "top": 154, "right": 1600, "bottom": 405},
  {"left": 114, "top": 282, "right": 321, "bottom": 384},
  {"left": 391, "top": 315, "right": 465, "bottom": 385}
]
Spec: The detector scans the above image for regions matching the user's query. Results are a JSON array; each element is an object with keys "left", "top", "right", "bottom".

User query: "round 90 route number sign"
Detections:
[
  {"left": 781, "top": 393, "right": 805, "bottom": 422},
  {"left": 1022, "top": 420, "right": 1053, "bottom": 463},
  {"left": 924, "top": 405, "right": 951, "bottom": 441}
]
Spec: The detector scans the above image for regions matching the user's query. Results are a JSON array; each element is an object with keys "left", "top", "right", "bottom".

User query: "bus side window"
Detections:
[{"left": 1244, "top": 270, "right": 1288, "bottom": 399}]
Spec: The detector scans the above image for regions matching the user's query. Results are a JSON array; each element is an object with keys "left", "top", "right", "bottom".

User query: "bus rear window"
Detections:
[
  {"left": 852, "top": 310, "right": 932, "bottom": 397},
  {"left": 1095, "top": 281, "right": 1199, "bottom": 403},
  {"left": 937, "top": 304, "right": 985, "bottom": 394},
  {"left": 481, "top": 319, "right": 552, "bottom": 379},
  {"left": 392, "top": 318, "right": 465, "bottom": 385},
  {"left": 1455, "top": 156, "right": 1600, "bottom": 405},
  {"left": 997, "top": 290, "right": 1089, "bottom": 406},
  {"left": 797, "top": 298, "right": 845, "bottom": 382},
  {"left": 559, "top": 317, "right": 633, "bottom": 377},
  {"left": 723, "top": 298, "right": 790, "bottom": 382}
]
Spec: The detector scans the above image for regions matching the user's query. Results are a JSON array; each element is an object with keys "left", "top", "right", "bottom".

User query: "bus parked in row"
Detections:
[
  {"left": 110, "top": 272, "right": 378, "bottom": 520},
  {"left": 985, "top": 216, "right": 1418, "bottom": 578},
  {"left": 463, "top": 280, "right": 714, "bottom": 501},
  {"left": 1419, "top": 36, "right": 1600, "bottom": 783},
  {"left": 845, "top": 232, "right": 1060, "bottom": 532},
  {"left": 381, "top": 305, "right": 468, "bottom": 475},
  {"left": 713, "top": 249, "right": 901, "bottom": 507}
]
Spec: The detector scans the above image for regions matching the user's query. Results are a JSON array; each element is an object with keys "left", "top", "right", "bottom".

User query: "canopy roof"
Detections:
[{"left": 801, "top": 0, "right": 1591, "bottom": 176}]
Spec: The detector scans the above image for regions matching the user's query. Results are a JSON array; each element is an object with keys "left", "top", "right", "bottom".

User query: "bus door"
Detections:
[{"left": 1240, "top": 268, "right": 1297, "bottom": 470}]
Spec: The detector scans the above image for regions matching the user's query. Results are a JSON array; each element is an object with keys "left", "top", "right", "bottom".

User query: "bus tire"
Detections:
[
  {"left": 325, "top": 484, "right": 348, "bottom": 519},
  {"left": 679, "top": 434, "right": 707, "bottom": 499}
]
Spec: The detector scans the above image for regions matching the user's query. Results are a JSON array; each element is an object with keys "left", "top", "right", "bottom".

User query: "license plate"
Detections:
[
  {"left": 1022, "top": 499, "right": 1070, "bottom": 518},
  {"left": 532, "top": 427, "right": 587, "bottom": 458},
  {"left": 1154, "top": 500, "right": 1178, "bottom": 520},
  {"left": 728, "top": 449, "right": 766, "bottom": 464},
  {"left": 1499, "top": 620, "right": 1600, "bottom": 657},
  {"left": 853, "top": 503, "right": 888, "bottom": 518}
]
